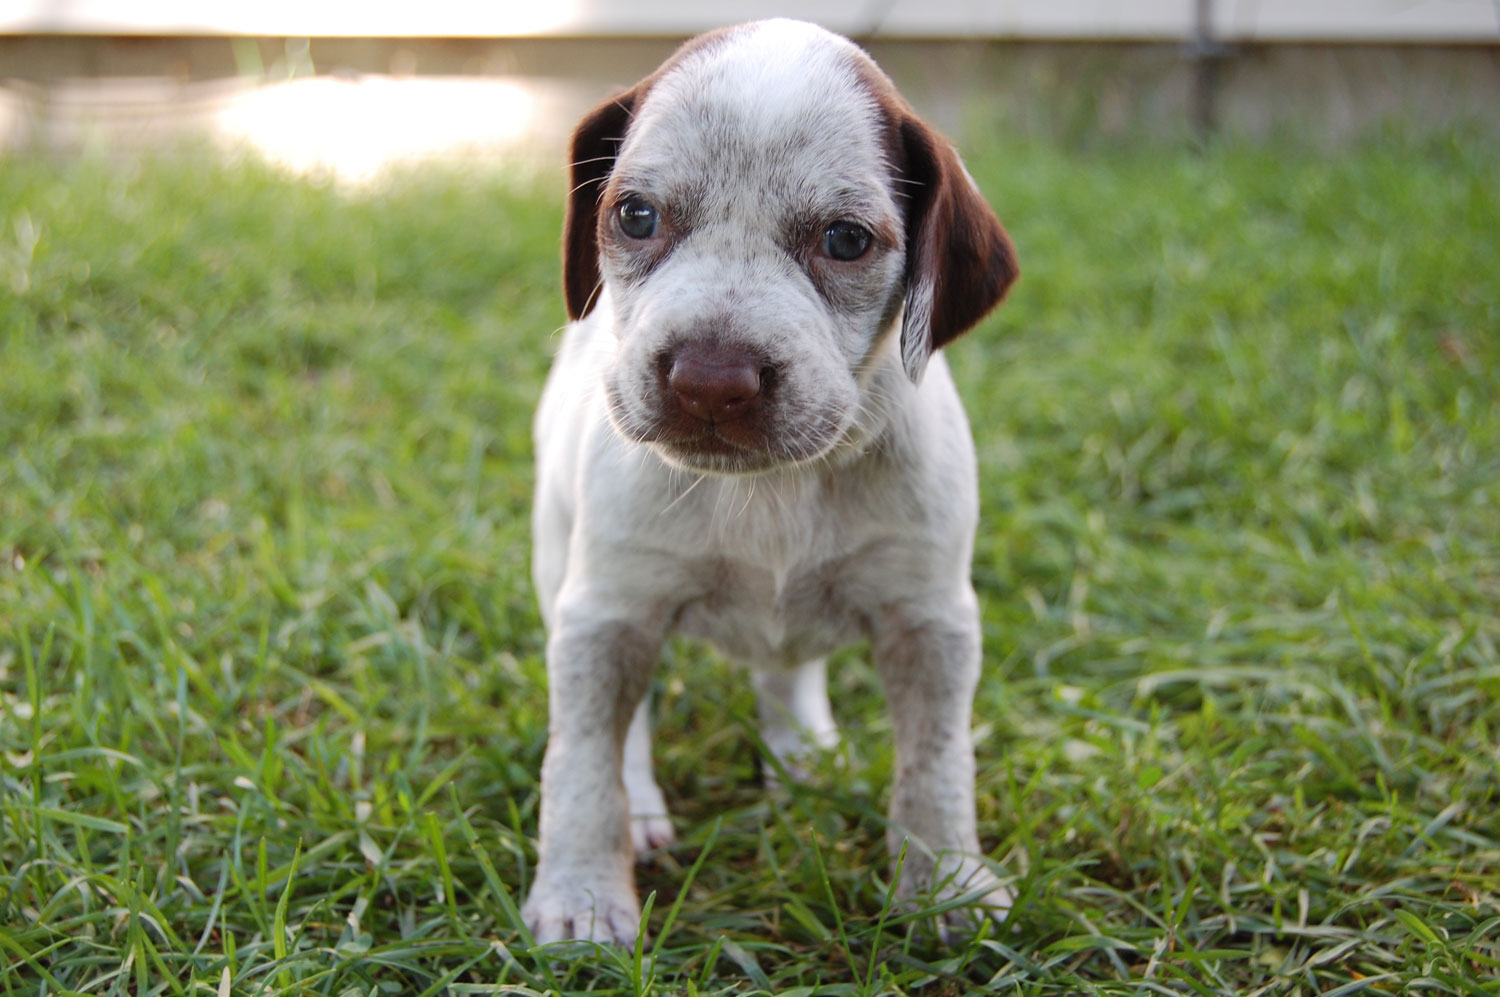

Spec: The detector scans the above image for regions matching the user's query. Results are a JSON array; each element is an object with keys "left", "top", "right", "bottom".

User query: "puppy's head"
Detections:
[{"left": 564, "top": 19, "right": 1017, "bottom": 475}]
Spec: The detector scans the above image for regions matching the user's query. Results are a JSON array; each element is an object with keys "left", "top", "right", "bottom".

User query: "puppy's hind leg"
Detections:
[
  {"left": 753, "top": 658, "right": 840, "bottom": 785},
  {"left": 623, "top": 697, "right": 676, "bottom": 853}
]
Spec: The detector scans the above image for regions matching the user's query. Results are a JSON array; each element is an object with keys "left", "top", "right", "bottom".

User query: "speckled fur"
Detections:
[{"left": 524, "top": 19, "right": 1018, "bottom": 945}]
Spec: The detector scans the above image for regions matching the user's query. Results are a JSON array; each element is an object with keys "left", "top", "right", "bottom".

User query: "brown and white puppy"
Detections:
[{"left": 526, "top": 19, "right": 1018, "bottom": 945}]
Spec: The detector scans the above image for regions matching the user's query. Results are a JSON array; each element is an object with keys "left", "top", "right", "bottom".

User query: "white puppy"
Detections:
[{"left": 525, "top": 19, "right": 1018, "bottom": 945}]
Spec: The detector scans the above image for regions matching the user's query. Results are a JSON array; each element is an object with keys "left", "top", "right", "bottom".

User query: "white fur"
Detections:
[{"left": 523, "top": 19, "right": 1011, "bottom": 946}]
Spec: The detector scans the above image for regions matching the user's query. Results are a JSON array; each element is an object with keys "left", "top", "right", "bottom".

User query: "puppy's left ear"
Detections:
[
  {"left": 897, "top": 118, "right": 1019, "bottom": 381},
  {"left": 563, "top": 89, "right": 641, "bottom": 320}
]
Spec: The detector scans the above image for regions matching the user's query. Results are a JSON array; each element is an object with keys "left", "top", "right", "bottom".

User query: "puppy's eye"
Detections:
[
  {"left": 617, "top": 197, "right": 659, "bottom": 240},
  {"left": 823, "top": 221, "right": 872, "bottom": 262}
]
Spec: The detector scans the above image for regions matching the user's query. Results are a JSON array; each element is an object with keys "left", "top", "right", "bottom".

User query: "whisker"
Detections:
[
  {"left": 737, "top": 477, "right": 757, "bottom": 520},
  {"left": 580, "top": 279, "right": 606, "bottom": 316},
  {"left": 660, "top": 471, "right": 710, "bottom": 517},
  {"left": 568, "top": 154, "right": 620, "bottom": 169}
]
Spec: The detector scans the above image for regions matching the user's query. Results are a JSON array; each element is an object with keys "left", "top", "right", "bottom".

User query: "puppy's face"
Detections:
[{"left": 564, "top": 20, "right": 1018, "bottom": 475}]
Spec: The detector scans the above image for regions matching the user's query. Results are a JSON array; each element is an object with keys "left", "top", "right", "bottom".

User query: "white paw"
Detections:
[
  {"left": 522, "top": 874, "right": 642, "bottom": 945},
  {"left": 625, "top": 779, "right": 676, "bottom": 854},
  {"left": 630, "top": 813, "right": 676, "bottom": 854},
  {"left": 761, "top": 726, "right": 840, "bottom": 787},
  {"left": 900, "top": 854, "right": 1013, "bottom": 944}
]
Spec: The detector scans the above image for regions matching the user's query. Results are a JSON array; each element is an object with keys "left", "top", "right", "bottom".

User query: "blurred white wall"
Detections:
[
  {"left": 4, "top": 0, "right": 1498, "bottom": 41},
  {"left": 3, "top": 2, "right": 1497, "bottom": 178}
]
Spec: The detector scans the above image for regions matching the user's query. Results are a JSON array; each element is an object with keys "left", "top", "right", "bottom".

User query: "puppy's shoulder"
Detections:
[
  {"left": 535, "top": 306, "right": 611, "bottom": 435},
  {"left": 874, "top": 354, "right": 975, "bottom": 474},
  {"left": 835, "top": 353, "right": 978, "bottom": 525}
]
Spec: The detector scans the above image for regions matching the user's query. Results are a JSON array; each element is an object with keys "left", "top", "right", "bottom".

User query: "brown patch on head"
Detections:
[
  {"left": 564, "top": 92, "right": 639, "bottom": 319},
  {"left": 563, "top": 26, "right": 750, "bottom": 320}
]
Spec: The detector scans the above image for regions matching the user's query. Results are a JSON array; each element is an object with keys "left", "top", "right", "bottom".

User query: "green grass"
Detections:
[{"left": 1, "top": 131, "right": 1497, "bottom": 995}]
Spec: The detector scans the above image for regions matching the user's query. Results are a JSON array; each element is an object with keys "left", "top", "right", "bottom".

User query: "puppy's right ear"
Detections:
[{"left": 563, "top": 91, "right": 641, "bottom": 320}]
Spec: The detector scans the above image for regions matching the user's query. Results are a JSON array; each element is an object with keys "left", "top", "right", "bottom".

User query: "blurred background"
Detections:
[
  {"left": 3, "top": 6, "right": 1498, "bottom": 992},
  {"left": 3, "top": 0, "right": 1498, "bottom": 181}
]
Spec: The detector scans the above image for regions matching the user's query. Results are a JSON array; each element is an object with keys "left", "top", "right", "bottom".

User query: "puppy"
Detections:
[{"left": 525, "top": 19, "right": 1018, "bottom": 945}]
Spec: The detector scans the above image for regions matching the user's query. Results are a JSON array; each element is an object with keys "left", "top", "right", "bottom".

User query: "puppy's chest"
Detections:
[{"left": 673, "top": 553, "right": 865, "bottom": 667}]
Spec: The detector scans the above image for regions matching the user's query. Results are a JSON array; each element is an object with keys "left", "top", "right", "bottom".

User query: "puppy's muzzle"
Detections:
[{"left": 663, "top": 344, "right": 771, "bottom": 425}]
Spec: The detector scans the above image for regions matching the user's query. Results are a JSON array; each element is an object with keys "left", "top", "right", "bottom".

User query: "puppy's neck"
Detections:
[{"left": 823, "top": 328, "right": 914, "bottom": 468}]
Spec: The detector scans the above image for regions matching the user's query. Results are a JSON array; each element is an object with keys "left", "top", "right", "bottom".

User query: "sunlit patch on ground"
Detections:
[
  {"left": 212, "top": 76, "right": 551, "bottom": 182},
  {"left": 0, "top": 74, "right": 589, "bottom": 183}
]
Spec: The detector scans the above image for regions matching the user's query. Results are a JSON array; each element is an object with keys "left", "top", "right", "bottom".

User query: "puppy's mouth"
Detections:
[
  {"left": 653, "top": 422, "right": 799, "bottom": 474},
  {"left": 606, "top": 383, "right": 846, "bottom": 476},
  {"left": 651, "top": 428, "right": 780, "bottom": 473}
]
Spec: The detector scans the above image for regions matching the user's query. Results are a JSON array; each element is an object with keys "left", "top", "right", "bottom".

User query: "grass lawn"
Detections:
[{"left": 1, "top": 131, "right": 1497, "bottom": 995}]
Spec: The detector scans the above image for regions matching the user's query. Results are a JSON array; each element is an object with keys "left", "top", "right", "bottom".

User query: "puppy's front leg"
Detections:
[
  {"left": 523, "top": 620, "right": 658, "bottom": 945},
  {"left": 873, "top": 597, "right": 1012, "bottom": 938}
]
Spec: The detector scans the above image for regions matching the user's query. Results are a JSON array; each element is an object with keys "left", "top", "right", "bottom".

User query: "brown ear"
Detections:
[
  {"left": 898, "top": 117, "right": 1018, "bottom": 381},
  {"left": 563, "top": 90, "right": 641, "bottom": 320}
]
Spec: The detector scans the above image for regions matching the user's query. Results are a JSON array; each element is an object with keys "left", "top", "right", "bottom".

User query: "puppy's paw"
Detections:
[
  {"left": 625, "top": 780, "right": 676, "bottom": 855},
  {"left": 630, "top": 813, "right": 676, "bottom": 853},
  {"left": 898, "top": 854, "right": 1013, "bottom": 944},
  {"left": 522, "top": 874, "right": 642, "bottom": 946},
  {"left": 760, "top": 727, "right": 841, "bottom": 788}
]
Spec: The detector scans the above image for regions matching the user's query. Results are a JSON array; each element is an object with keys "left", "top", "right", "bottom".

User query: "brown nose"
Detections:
[{"left": 666, "top": 347, "right": 764, "bottom": 423}]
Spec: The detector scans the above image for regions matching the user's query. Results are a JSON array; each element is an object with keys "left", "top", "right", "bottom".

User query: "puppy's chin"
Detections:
[
  {"left": 636, "top": 423, "right": 845, "bottom": 477},
  {"left": 647, "top": 440, "right": 784, "bottom": 476},
  {"left": 606, "top": 393, "right": 847, "bottom": 477}
]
